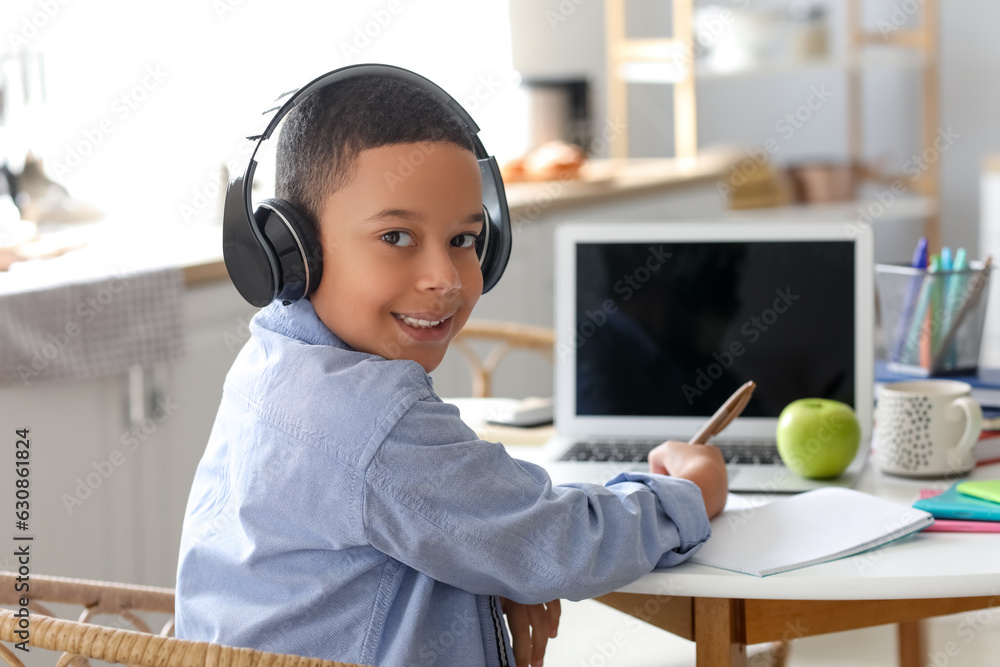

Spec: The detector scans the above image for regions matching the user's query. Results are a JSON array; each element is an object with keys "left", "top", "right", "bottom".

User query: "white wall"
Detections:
[
  {"left": 0, "top": 0, "right": 524, "bottom": 225},
  {"left": 939, "top": 1, "right": 1000, "bottom": 257},
  {"left": 5, "top": 1, "right": 997, "bottom": 252}
]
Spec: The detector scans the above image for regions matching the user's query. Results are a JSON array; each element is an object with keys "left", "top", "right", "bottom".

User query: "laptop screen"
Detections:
[{"left": 574, "top": 240, "right": 856, "bottom": 419}]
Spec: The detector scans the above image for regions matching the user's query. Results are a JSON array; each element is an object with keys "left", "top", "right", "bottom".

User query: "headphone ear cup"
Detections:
[
  {"left": 475, "top": 207, "right": 489, "bottom": 263},
  {"left": 478, "top": 157, "right": 511, "bottom": 294},
  {"left": 253, "top": 198, "right": 324, "bottom": 304},
  {"left": 223, "top": 174, "right": 280, "bottom": 308}
]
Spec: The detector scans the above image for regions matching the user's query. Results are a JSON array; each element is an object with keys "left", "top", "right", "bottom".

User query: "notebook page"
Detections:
[{"left": 689, "top": 487, "right": 934, "bottom": 576}]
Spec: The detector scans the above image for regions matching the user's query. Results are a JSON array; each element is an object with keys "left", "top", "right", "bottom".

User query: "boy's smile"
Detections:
[{"left": 309, "top": 141, "right": 484, "bottom": 373}]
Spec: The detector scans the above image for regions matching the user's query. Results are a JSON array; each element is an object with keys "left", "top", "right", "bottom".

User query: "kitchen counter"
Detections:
[
  {"left": 0, "top": 221, "right": 228, "bottom": 291},
  {"left": 505, "top": 147, "right": 739, "bottom": 221}
]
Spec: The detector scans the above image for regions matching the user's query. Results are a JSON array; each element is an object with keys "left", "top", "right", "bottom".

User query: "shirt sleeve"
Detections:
[{"left": 361, "top": 397, "right": 711, "bottom": 604}]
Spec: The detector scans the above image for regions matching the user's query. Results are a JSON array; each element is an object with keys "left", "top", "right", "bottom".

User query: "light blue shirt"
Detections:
[{"left": 175, "top": 299, "right": 711, "bottom": 667}]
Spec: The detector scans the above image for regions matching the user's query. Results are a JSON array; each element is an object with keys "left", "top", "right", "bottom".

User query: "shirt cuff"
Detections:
[{"left": 604, "top": 471, "right": 713, "bottom": 568}]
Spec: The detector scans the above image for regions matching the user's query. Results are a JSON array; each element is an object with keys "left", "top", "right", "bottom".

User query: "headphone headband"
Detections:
[
  {"left": 223, "top": 64, "right": 511, "bottom": 307},
  {"left": 250, "top": 64, "right": 481, "bottom": 154}
]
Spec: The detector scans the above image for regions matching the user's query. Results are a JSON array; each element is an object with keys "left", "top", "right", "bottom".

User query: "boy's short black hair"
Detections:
[{"left": 275, "top": 74, "right": 475, "bottom": 225}]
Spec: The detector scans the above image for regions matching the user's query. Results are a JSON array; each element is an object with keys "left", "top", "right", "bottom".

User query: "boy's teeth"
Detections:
[{"left": 397, "top": 314, "right": 444, "bottom": 328}]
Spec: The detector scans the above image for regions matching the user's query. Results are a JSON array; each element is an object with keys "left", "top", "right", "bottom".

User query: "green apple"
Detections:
[{"left": 776, "top": 398, "right": 861, "bottom": 479}]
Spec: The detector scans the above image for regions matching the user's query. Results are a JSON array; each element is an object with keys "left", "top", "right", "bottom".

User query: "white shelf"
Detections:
[
  {"left": 619, "top": 50, "right": 926, "bottom": 84},
  {"left": 699, "top": 48, "right": 925, "bottom": 80},
  {"left": 722, "top": 194, "right": 933, "bottom": 222}
]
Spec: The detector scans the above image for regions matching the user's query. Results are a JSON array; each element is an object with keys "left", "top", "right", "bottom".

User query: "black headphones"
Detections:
[{"left": 223, "top": 63, "right": 512, "bottom": 308}]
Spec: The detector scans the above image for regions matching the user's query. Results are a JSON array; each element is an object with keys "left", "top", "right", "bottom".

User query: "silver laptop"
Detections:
[{"left": 537, "top": 221, "right": 874, "bottom": 493}]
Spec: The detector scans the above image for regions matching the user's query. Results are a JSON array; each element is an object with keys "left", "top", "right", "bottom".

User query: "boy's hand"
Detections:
[
  {"left": 648, "top": 441, "right": 728, "bottom": 518},
  {"left": 500, "top": 597, "right": 561, "bottom": 667}
]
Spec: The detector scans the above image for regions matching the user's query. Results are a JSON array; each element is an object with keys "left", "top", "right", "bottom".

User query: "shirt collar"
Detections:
[{"left": 251, "top": 298, "right": 352, "bottom": 350}]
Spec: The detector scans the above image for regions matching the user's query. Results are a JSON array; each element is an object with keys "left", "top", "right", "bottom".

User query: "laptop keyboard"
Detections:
[{"left": 558, "top": 439, "right": 783, "bottom": 465}]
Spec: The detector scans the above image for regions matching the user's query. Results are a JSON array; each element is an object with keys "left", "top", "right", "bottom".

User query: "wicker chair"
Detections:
[
  {"left": 451, "top": 319, "right": 555, "bottom": 398},
  {"left": 0, "top": 573, "right": 367, "bottom": 667}
]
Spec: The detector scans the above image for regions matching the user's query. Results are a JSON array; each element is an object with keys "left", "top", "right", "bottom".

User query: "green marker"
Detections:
[
  {"left": 944, "top": 248, "right": 969, "bottom": 369},
  {"left": 903, "top": 254, "right": 939, "bottom": 367}
]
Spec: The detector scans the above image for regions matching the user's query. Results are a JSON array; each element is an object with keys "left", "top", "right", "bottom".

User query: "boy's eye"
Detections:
[
  {"left": 451, "top": 233, "right": 479, "bottom": 249},
  {"left": 381, "top": 231, "right": 414, "bottom": 247}
]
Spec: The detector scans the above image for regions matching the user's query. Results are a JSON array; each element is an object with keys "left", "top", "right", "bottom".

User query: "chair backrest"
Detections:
[
  {"left": 0, "top": 573, "right": 368, "bottom": 667},
  {"left": 451, "top": 319, "right": 555, "bottom": 397}
]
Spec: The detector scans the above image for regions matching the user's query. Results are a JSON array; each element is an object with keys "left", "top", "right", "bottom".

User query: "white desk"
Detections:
[
  {"left": 597, "top": 461, "right": 1000, "bottom": 667},
  {"left": 447, "top": 399, "right": 1000, "bottom": 667},
  {"left": 617, "top": 462, "right": 1000, "bottom": 603}
]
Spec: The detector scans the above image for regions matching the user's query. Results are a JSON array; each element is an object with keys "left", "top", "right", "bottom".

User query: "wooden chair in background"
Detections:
[
  {"left": 451, "top": 319, "right": 555, "bottom": 398},
  {"left": 0, "top": 573, "right": 367, "bottom": 667}
]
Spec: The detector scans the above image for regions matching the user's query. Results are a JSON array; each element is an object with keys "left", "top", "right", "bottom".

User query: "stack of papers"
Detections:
[
  {"left": 913, "top": 481, "right": 1000, "bottom": 532},
  {"left": 689, "top": 488, "right": 934, "bottom": 577}
]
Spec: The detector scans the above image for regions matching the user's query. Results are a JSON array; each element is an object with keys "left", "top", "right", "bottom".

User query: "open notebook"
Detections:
[{"left": 690, "top": 488, "right": 934, "bottom": 576}]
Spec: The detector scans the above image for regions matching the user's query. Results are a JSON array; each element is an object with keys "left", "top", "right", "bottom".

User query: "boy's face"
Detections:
[{"left": 309, "top": 141, "right": 485, "bottom": 373}]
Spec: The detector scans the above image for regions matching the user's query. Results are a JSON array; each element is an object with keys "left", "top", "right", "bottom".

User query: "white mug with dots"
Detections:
[{"left": 876, "top": 380, "right": 982, "bottom": 477}]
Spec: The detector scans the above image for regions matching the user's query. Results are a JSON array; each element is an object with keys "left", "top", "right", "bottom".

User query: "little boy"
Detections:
[{"left": 176, "top": 71, "right": 727, "bottom": 667}]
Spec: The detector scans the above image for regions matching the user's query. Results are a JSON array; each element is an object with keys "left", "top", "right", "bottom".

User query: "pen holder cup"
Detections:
[{"left": 876, "top": 262, "right": 992, "bottom": 376}]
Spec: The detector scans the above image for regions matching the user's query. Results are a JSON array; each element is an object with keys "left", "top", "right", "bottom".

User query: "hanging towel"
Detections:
[{"left": 0, "top": 266, "right": 185, "bottom": 387}]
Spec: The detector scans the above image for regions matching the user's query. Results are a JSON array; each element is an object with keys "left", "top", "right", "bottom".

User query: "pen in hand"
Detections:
[
  {"left": 689, "top": 380, "right": 757, "bottom": 445},
  {"left": 648, "top": 381, "right": 755, "bottom": 518}
]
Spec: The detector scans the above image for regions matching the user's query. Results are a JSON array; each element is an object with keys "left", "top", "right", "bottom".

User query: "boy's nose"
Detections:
[{"left": 416, "top": 246, "right": 462, "bottom": 294}]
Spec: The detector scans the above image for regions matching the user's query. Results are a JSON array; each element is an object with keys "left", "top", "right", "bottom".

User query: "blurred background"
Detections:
[{"left": 3, "top": 1, "right": 1000, "bottom": 664}]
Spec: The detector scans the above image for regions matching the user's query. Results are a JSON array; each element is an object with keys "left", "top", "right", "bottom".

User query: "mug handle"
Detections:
[{"left": 948, "top": 396, "right": 983, "bottom": 461}]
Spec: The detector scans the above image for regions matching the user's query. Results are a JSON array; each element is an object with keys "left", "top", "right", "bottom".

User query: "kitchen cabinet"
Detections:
[{"left": 0, "top": 279, "right": 257, "bottom": 587}]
